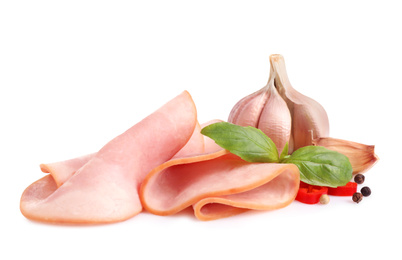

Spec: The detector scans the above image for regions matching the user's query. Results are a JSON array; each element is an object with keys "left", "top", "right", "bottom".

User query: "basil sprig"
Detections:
[{"left": 201, "top": 122, "right": 352, "bottom": 187}]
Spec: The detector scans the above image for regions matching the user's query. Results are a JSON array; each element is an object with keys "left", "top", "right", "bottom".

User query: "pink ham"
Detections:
[
  {"left": 21, "top": 92, "right": 300, "bottom": 224},
  {"left": 192, "top": 161, "right": 299, "bottom": 221},
  {"left": 140, "top": 125, "right": 300, "bottom": 221},
  {"left": 37, "top": 122, "right": 204, "bottom": 190},
  {"left": 20, "top": 91, "right": 197, "bottom": 224},
  {"left": 39, "top": 153, "right": 95, "bottom": 187}
]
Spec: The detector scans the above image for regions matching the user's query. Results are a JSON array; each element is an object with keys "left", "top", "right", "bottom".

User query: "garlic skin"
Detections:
[
  {"left": 270, "top": 54, "right": 330, "bottom": 152},
  {"left": 228, "top": 75, "right": 292, "bottom": 154},
  {"left": 312, "top": 137, "right": 379, "bottom": 174}
]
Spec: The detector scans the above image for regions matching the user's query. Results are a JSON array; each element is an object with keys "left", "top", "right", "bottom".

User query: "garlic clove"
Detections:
[
  {"left": 257, "top": 76, "right": 292, "bottom": 154},
  {"left": 228, "top": 87, "right": 269, "bottom": 128},
  {"left": 312, "top": 137, "right": 379, "bottom": 174},
  {"left": 270, "top": 54, "right": 330, "bottom": 152}
]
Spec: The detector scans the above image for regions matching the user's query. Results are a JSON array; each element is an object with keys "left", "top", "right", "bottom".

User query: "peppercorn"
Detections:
[
  {"left": 361, "top": 186, "right": 371, "bottom": 197},
  {"left": 319, "top": 194, "right": 330, "bottom": 205},
  {"left": 354, "top": 174, "right": 365, "bottom": 184},
  {"left": 352, "top": 192, "right": 363, "bottom": 203}
]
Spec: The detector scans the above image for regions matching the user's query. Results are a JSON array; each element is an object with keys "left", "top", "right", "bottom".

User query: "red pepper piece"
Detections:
[
  {"left": 296, "top": 182, "right": 328, "bottom": 204},
  {"left": 327, "top": 182, "right": 357, "bottom": 196}
]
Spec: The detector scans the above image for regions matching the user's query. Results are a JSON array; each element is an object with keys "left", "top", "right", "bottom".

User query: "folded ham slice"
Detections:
[
  {"left": 20, "top": 91, "right": 198, "bottom": 224},
  {"left": 140, "top": 127, "right": 300, "bottom": 221},
  {"left": 38, "top": 123, "right": 204, "bottom": 190},
  {"left": 192, "top": 161, "right": 299, "bottom": 221}
]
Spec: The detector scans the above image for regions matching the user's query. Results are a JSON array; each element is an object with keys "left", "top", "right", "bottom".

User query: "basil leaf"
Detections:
[
  {"left": 279, "top": 142, "right": 289, "bottom": 162},
  {"left": 201, "top": 122, "right": 279, "bottom": 163},
  {"left": 282, "top": 146, "right": 353, "bottom": 187}
]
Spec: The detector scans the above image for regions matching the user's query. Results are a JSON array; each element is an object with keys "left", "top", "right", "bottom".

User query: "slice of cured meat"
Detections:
[
  {"left": 39, "top": 153, "right": 95, "bottom": 187},
  {"left": 20, "top": 91, "right": 198, "bottom": 224},
  {"left": 140, "top": 143, "right": 300, "bottom": 221},
  {"left": 38, "top": 122, "right": 204, "bottom": 189},
  {"left": 192, "top": 162, "right": 300, "bottom": 221}
]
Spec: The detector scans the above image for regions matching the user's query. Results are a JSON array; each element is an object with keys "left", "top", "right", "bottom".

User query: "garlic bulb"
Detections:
[
  {"left": 228, "top": 54, "right": 377, "bottom": 177},
  {"left": 228, "top": 74, "right": 292, "bottom": 154},
  {"left": 228, "top": 54, "right": 330, "bottom": 154},
  {"left": 270, "top": 54, "right": 329, "bottom": 152}
]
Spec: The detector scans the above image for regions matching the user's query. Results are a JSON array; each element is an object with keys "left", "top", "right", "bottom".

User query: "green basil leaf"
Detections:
[
  {"left": 279, "top": 142, "right": 289, "bottom": 162},
  {"left": 282, "top": 146, "right": 353, "bottom": 187},
  {"left": 201, "top": 122, "right": 279, "bottom": 163}
]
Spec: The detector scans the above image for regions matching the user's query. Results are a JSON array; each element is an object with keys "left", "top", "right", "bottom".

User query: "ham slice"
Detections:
[
  {"left": 140, "top": 126, "right": 300, "bottom": 221},
  {"left": 20, "top": 91, "right": 198, "bottom": 224},
  {"left": 37, "top": 122, "right": 204, "bottom": 190},
  {"left": 192, "top": 162, "right": 299, "bottom": 221},
  {"left": 39, "top": 153, "right": 95, "bottom": 187}
]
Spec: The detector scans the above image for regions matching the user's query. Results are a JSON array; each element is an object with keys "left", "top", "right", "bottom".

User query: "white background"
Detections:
[{"left": 1, "top": 1, "right": 401, "bottom": 259}]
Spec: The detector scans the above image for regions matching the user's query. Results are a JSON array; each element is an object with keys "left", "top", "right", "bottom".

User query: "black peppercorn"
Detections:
[
  {"left": 354, "top": 174, "right": 365, "bottom": 184},
  {"left": 361, "top": 186, "right": 371, "bottom": 197},
  {"left": 352, "top": 192, "right": 363, "bottom": 203}
]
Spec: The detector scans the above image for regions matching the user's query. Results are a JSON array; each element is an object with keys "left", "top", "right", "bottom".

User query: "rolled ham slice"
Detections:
[
  {"left": 140, "top": 140, "right": 300, "bottom": 221},
  {"left": 20, "top": 91, "right": 198, "bottom": 224},
  {"left": 192, "top": 162, "right": 299, "bottom": 221}
]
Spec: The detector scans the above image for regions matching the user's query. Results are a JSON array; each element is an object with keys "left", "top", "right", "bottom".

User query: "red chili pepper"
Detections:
[
  {"left": 327, "top": 182, "right": 357, "bottom": 196},
  {"left": 296, "top": 182, "right": 328, "bottom": 204}
]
